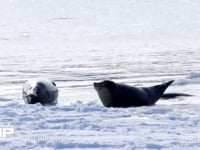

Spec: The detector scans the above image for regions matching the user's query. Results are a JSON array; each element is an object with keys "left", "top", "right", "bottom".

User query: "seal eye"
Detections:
[
  {"left": 52, "top": 82, "right": 56, "bottom": 86},
  {"left": 104, "top": 81, "right": 116, "bottom": 89}
]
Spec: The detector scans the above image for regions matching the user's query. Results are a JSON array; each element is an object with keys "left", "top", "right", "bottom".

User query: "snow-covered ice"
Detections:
[
  {"left": 0, "top": 0, "right": 200, "bottom": 149},
  {"left": 0, "top": 100, "right": 200, "bottom": 150}
]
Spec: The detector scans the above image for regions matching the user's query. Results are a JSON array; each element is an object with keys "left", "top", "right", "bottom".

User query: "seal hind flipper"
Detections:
[
  {"left": 144, "top": 80, "right": 174, "bottom": 104},
  {"left": 151, "top": 80, "right": 174, "bottom": 96},
  {"left": 151, "top": 80, "right": 174, "bottom": 93}
]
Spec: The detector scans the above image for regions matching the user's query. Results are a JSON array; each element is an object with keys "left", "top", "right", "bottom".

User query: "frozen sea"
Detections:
[{"left": 0, "top": 0, "right": 200, "bottom": 149}]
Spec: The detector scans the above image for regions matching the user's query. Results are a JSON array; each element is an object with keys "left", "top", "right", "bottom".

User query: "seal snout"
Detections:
[
  {"left": 93, "top": 82, "right": 102, "bottom": 90},
  {"left": 27, "top": 87, "right": 38, "bottom": 97}
]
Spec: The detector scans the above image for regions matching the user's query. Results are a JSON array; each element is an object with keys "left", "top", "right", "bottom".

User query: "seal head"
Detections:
[{"left": 23, "top": 79, "right": 58, "bottom": 105}]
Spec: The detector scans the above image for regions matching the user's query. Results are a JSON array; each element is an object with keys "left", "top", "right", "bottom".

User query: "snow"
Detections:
[
  {"left": 0, "top": 90, "right": 199, "bottom": 149},
  {"left": 0, "top": 100, "right": 200, "bottom": 149},
  {"left": 0, "top": 0, "right": 200, "bottom": 149}
]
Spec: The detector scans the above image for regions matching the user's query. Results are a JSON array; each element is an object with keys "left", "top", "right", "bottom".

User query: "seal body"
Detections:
[
  {"left": 23, "top": 79, "right": 58, "bottom": 105},
  {"left": 94, "top": 80, "right": 174, "bottom": 107}
]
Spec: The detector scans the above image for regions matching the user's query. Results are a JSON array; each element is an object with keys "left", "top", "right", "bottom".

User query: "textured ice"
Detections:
[
  {"left": 0, "top": 101, "right": 200, "bottom": 149},
  {"left": 0, "top": 0, "right": 200, "bottom": 149}
]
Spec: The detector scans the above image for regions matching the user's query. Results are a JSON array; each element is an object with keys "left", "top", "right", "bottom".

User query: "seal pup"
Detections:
[
  {"left": 23, "top": 79, "right": 58, "bottom": 105},
  {"left": 93, "top": 80, "right": 174, "bottom": 107}
]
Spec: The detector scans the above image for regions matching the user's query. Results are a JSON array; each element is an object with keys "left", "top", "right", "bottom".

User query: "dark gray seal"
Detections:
[
  {"left": 93, "top": 80, "right": 174, "bottom": 107},
  {"left": 23, "top": 79, "right": 58, "bottom": 105}
]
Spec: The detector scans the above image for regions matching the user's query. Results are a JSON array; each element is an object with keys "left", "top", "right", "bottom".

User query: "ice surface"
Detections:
[
  {"left": 0, "top": 101, "right": 200, "bottom": 149},
  {"left": 0, "top": 0, "right": 200, "bottom": 149}
]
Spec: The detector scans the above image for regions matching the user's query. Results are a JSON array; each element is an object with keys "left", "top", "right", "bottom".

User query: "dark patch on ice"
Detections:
[
  {"left": 146, "top": 143, "right": 166, "bottom": 149},
  {"left": 54, "top": 142, "right": 121, "bottom": 149},
  {"left": 0, "top": 98, "right": 13, "bottom": 102}
]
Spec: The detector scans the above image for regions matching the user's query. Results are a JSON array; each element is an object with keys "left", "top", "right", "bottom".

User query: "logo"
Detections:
[{"left": 0, "top": 125, "right": 14, "bottom": 139}]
